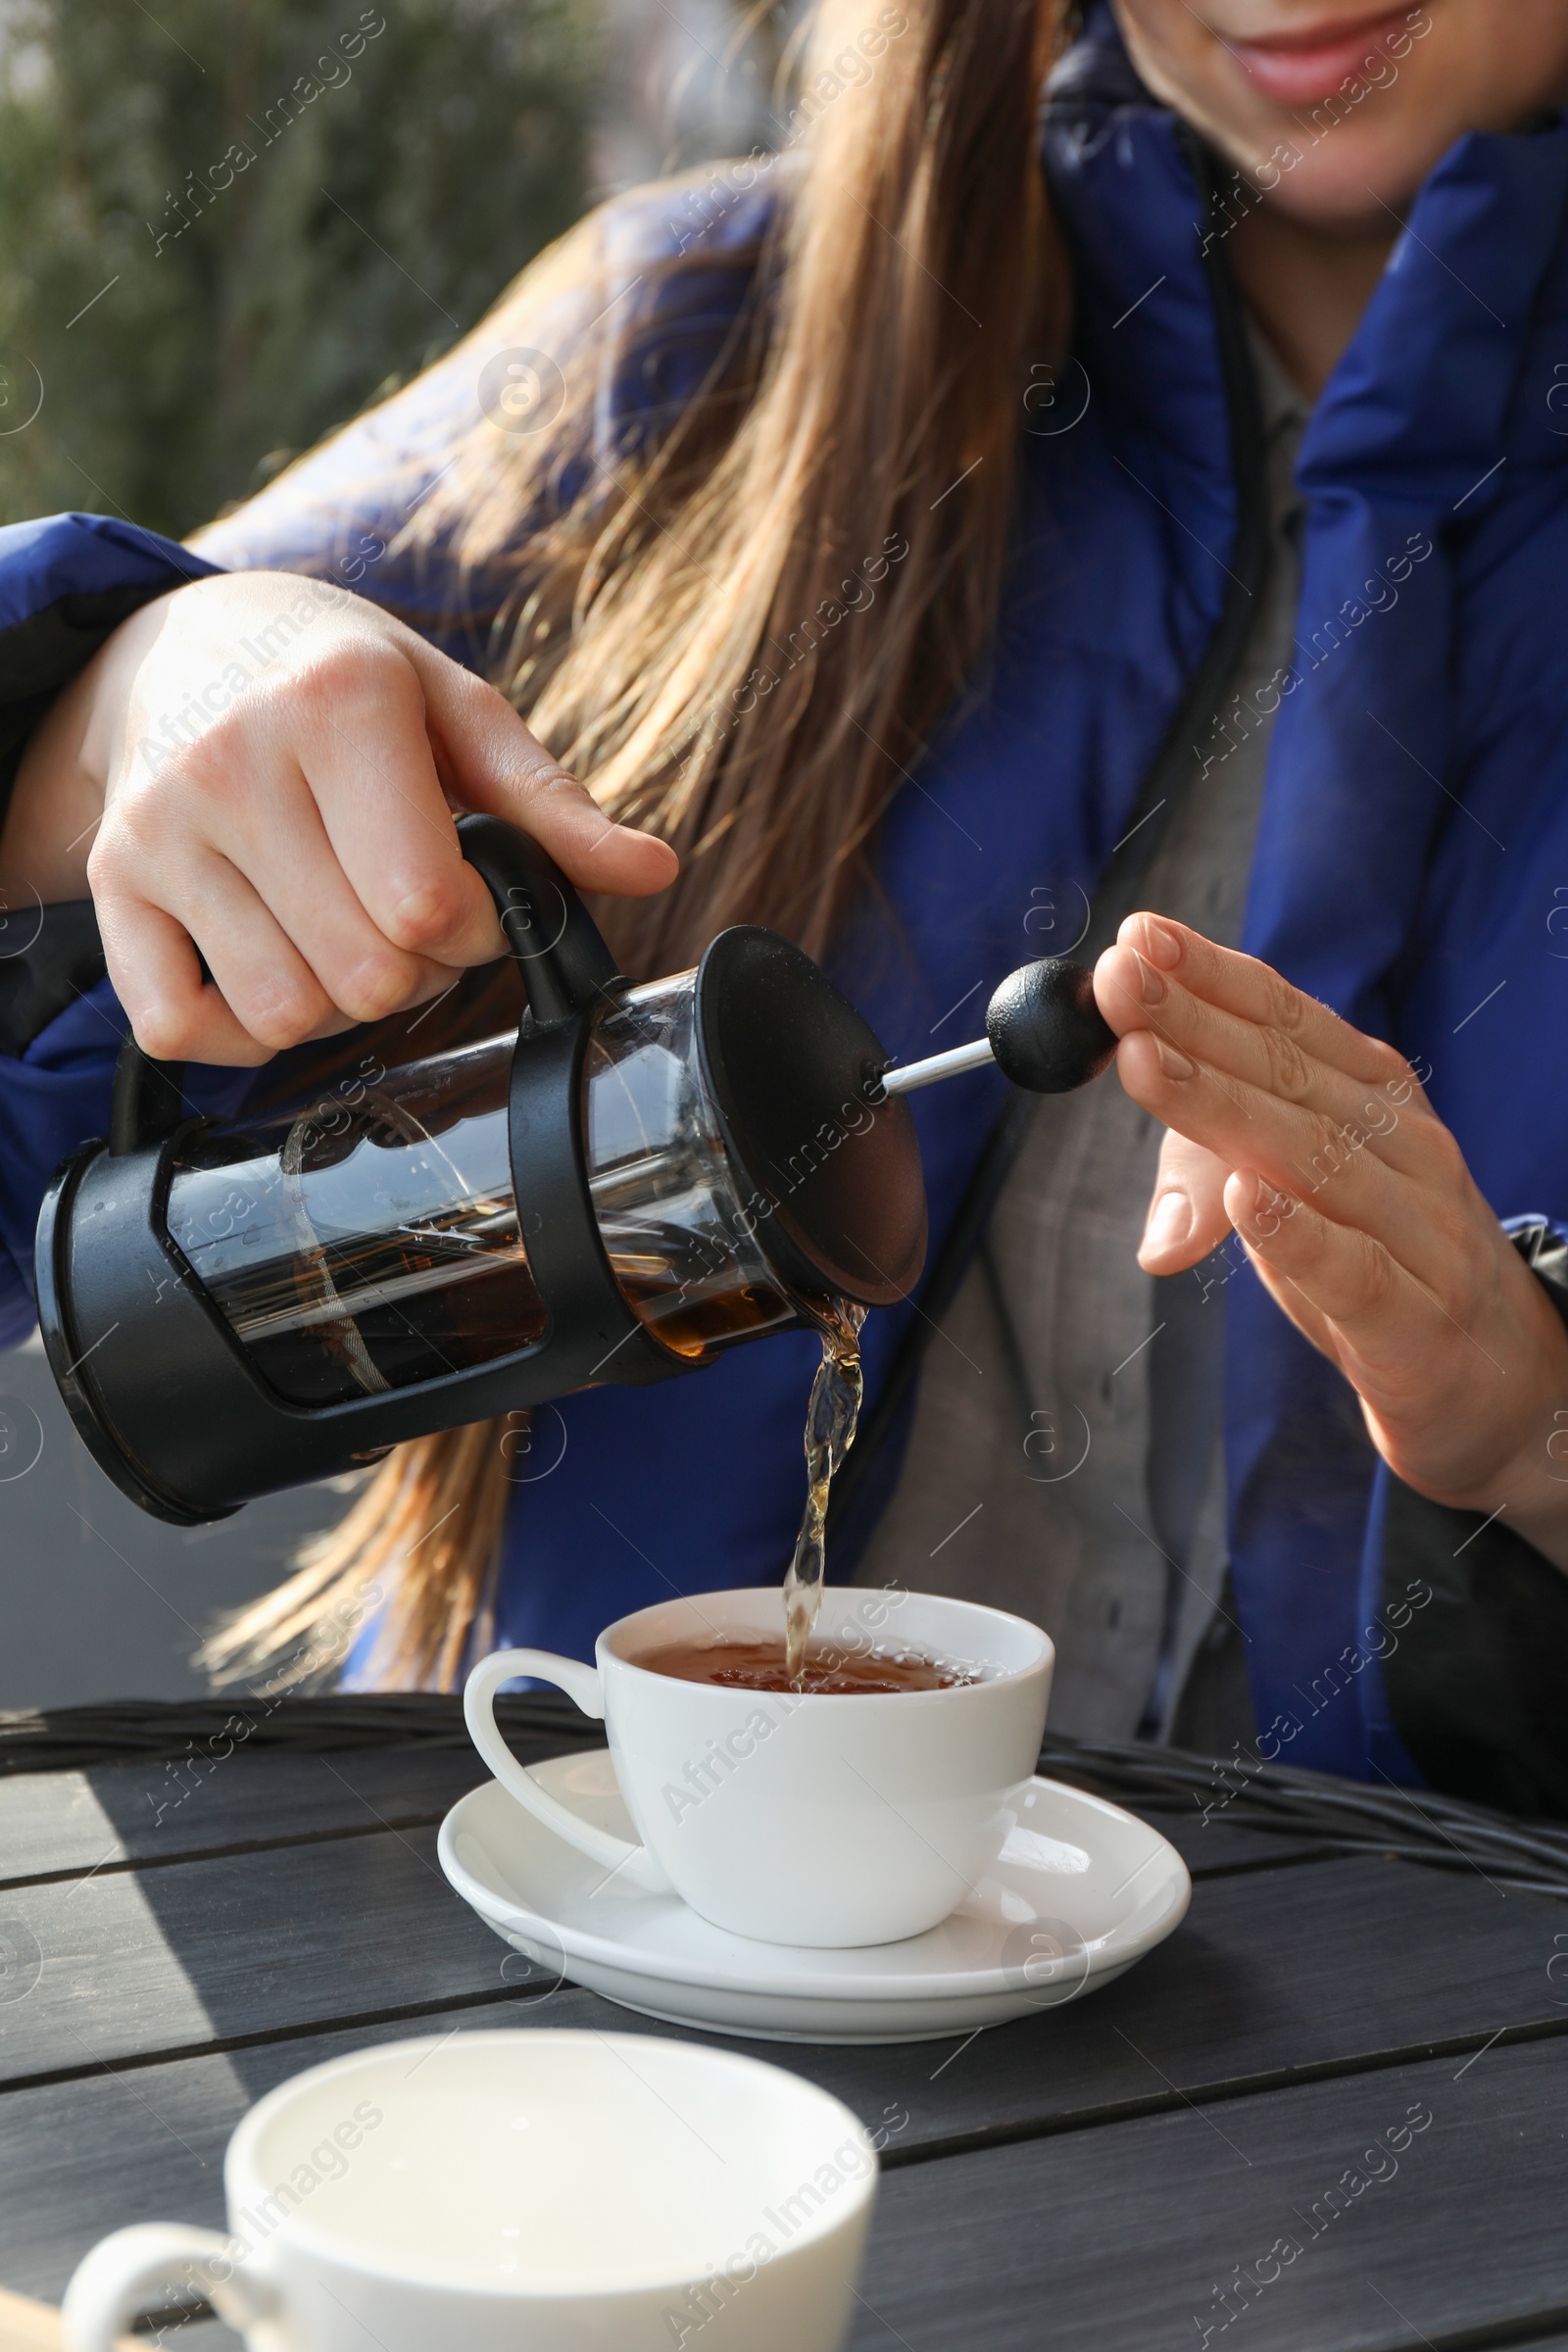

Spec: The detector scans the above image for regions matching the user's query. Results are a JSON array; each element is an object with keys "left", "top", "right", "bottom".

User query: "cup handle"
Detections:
[
  {"left": 464, "top": 1649, "right": 672, "bottom": 1893},
  {"left": 63, "top": 2224, "right": 278, "bottom": 2352}
]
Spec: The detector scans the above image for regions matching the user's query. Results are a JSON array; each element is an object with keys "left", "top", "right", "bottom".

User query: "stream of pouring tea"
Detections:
[{"left": 782, "top": 1298, "right": 866, "bottom": 1686}]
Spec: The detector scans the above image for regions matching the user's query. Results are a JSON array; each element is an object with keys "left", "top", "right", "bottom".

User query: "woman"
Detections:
[{"left": 0, "top": 0, "right": 1565, "bottom": 1805}]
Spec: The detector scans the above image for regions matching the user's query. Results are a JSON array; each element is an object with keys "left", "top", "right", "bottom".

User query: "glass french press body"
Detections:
[{"left": 36, "top": 816, "right": 1113, "bottom": 1524}]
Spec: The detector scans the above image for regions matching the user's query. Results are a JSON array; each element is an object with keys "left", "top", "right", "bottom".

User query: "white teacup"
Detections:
[
  {"left": 465, "top": 1586, "right": 1053, "bottom": 1947},
  {"left": 63, "top": 2030, "right": 876, "bottom": 2352}
]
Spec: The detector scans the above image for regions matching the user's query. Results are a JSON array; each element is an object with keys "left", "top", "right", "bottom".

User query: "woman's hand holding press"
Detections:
[
  {"left": 1096, "top": 913, "right": 1568, "bottom": 1572},
  {"left": 0, "top": 570, "right": 676, "bottom": 1065}
]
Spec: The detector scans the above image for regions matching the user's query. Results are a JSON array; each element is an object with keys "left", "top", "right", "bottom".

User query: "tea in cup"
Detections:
[{"left": 465, "top": 1586, "right": 1053, "bottom": 1946}]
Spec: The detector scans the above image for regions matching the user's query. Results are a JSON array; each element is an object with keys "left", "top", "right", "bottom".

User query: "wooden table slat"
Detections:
[
  {"left": 6, "top": 1832, "right": 1566, "bottom": 2129},
  {"left": 0, "top": 1822, "right": 523, "bottom": 2092},
  {"left": 847, "top": 2037, "right": 1568, "bottom": 2352},
  {"left": 0, "top": 1743, "right": 1316, "bottom": 1887},
  {"left": 5, "top": 2012, "right": 1567, "bottom": 2350},
  {"left": 5, "top": 1857, "right": 1568, "bottom": 2274},
  {"left": 0, "top": 1746, "right": 514, "bottom": 1887},
  {"left": 6, "top": 1747, "right": 1567, "bottom": 2352}
]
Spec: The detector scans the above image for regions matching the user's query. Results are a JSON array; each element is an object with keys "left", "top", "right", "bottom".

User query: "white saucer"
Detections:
[{"left": 438, "top": 1750, "right": 1190, "bottom": 2045}]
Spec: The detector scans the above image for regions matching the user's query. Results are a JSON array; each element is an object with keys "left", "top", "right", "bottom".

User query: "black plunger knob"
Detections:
[{"left": 985, "top": 958, "right": 1117, "bottom": 1094}]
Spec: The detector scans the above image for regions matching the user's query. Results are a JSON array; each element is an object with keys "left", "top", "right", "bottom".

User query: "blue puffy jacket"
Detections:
[{"left": 2, "top": 11, "right": 1566, "bottom": 1788}]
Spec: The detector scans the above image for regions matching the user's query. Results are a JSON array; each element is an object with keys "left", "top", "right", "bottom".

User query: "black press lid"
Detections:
[{"left": 695, "top": 927, "right": 927, "bottom": 1309}]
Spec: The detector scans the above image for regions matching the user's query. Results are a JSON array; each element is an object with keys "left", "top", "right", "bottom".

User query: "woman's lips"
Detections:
[{"left": 1224, "top": 7, "right": 1417, "bottom": 104}]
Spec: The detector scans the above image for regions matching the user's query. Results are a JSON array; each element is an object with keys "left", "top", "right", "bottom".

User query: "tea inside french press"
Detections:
[
  {"left": 37, "top": 812, "right": 1115, "bottom": 1686},
  {"left": 158, "top": 982, "right": 781, "bottom": 1412},
  {"left": 157, "top": 930, "right": 908, "bottom": 1677},
  {"left": 161, "top": 950, "right": 907, "bottom": 1390}
]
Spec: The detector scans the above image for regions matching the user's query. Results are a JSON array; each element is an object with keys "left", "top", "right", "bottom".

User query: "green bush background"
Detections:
[{"left": 0, "top": 0, "right": 598, "bottom": 541}]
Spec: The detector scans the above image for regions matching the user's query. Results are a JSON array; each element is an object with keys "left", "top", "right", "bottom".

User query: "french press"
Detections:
[{"left": 35, "top": 816, "right": 1115, "bottom": 1524}]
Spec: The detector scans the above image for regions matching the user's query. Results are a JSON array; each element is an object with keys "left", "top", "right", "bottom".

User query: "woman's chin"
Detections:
[{"left": 1237, "top": 120, "right": 1461, "bottom": 229}]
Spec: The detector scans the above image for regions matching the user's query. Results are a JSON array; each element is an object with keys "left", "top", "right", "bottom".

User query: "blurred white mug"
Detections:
[{"left": 63, "top": 2029, "right": 876, "bottom": 2352}]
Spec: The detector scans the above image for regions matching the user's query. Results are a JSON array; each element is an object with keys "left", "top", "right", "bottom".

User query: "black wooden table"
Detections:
[{"left": 3, "top": 1716, "right": 1568, "bottom": 2351}]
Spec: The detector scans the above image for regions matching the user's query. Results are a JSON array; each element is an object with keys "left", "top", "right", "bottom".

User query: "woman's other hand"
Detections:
[
  {"left": 1096, "top": 913, "right": 1568, "bottom": 1571},
  {"left": 0, "top": 570, "right": 677, "bottom": 1065}
]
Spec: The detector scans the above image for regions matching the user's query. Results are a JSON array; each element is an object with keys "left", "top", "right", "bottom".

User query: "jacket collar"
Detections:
[{"left": 1043, "top": 2, "right": 1568, "bottom": 518}]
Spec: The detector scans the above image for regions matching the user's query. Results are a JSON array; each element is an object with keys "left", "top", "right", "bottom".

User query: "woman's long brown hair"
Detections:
[{"left": 203, "top": 0, "right": 1071, "bottom": 1692}]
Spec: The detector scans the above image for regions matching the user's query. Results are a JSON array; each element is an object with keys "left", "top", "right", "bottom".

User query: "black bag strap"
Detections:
[{"left": 827, "top": 132, "right": 1273, "bottom": 1549}]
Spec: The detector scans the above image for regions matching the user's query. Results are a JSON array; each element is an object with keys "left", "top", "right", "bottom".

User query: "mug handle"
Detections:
[
  {"left": 63, "top": 2224, "right": 277, "bottom": 2352},
  {"left": 464, "top": 1650, "right": 672, "bottom": 1893}
]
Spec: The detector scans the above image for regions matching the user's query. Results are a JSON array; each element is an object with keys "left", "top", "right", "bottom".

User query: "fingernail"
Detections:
[
  {"left": 1136, "top": 954, "right": 1166, "bottom": 1006},
  {"left": 1155, "top": 1037, "right": 1195, "bottom": 1080},
  {"left": 1142, "top": 1191, "right": 1192, "bottom": 1256},
  {"left": 1142, "top": 918, "right": 1182, "bottom": 969}
]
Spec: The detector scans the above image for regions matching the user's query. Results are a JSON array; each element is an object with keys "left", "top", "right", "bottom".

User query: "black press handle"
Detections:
[
  {"left": 455, "top": 812, "right": 622, "bottom": 1028},
  {"left": 984, "top": 957, "right": 1117, "bottom": 1094},
  {"left": 110, "top": 1046, "right": 186, "bottom": 1157},
  {"left": 108, "top": 815, "right": 622, "bottom": 1156}
]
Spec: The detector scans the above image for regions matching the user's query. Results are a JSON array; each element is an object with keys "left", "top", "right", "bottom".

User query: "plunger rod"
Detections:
[
  {"left": 880, "top": 1037, "right": 997, "bottom": 1094},
  {"left": 877, "top": 956, "right": 1118, "bottom": 1101}
]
